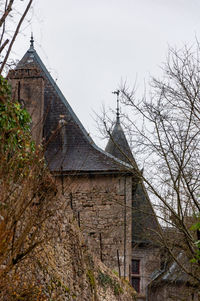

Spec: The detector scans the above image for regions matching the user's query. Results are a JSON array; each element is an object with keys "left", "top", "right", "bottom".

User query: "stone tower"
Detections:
[
  {"left": 7, "top": 38, "right": 161, "bottom": 299},
  {"left": 8, "top": 37, "right": 44, "bottom": 145},
  {"left": 7, "top": 38, "right": 135, "bottom": 278}
]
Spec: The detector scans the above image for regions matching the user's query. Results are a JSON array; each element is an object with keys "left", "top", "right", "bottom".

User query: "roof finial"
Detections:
[
  {"left": 30, "top": 32, "right": 34, "bottom": 48},
  {"left": 112, "top": 90, "right": 120, "bottom": 122}
]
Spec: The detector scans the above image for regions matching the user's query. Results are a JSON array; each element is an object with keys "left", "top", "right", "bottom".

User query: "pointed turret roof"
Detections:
[
  {"left": 10, "top": 40, "right": 132, "bottom": 174},
  {"left": 105, "top": 117, "right": 134, "bottom": 165},
  {"left": 104, "top": 107, "right": 160, "bottom": 244}
]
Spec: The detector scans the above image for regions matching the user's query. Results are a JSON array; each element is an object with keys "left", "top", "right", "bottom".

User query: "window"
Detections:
[
  {"left": 131, "top": 277, "right": 140, "bottom": 293},
  {"left": 131, "top": 259, "right": 140, "bottom": 293},
  {"left": 132, "top": 259, "right": 140, "bottom": 274}
]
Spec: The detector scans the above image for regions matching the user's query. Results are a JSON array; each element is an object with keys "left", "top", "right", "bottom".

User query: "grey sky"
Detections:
[{"left": 13, "top": 0, "right": 200, "bottom": 147}]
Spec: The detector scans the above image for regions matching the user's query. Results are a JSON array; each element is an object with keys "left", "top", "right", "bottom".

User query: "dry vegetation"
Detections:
[
  {"left": 0, "top": 75, "right": 58, "bottom": 299},
  {"left": 0, "top": 75, "right": 136, "bottom": 300}
]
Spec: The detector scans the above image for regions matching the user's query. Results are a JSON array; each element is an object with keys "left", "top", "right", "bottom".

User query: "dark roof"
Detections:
[
  {"left": 132, "top": 181, "right": 160, "bottom": 243},
  {"left": 150, "top": 253, "right": 194, "bottom": 286},
  {"left": 105, "top": 117, "right": 134, "bottom": 164},
  {"left": 104, "top": 116, "right": 160, "bottom": 242},
  {"left": 12, "top": 44, "right": 131, "bottom": 173}
]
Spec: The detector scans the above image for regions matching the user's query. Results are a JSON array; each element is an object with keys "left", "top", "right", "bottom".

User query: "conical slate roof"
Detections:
[
  {"left": 105, "top": 116, "right": 160, "bottom": 243},
  {"left": 10, "top": 41, "right": 131, "bottom": 174},
  {"left": 105, "top": 117, "right": 134, "bottom": 164}
]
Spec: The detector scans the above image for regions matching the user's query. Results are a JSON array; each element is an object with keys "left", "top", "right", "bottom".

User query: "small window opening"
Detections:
[
  {"left": 131, "top": 277, "right": 140, "bottom": 293},
  {"left": 132, "top": 259, "right": 140, "bottom": 274}
]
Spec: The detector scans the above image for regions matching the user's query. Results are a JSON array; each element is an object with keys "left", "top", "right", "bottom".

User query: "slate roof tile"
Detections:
[{"left": 12, "top": 45, "right": 131, "bottom": 173}]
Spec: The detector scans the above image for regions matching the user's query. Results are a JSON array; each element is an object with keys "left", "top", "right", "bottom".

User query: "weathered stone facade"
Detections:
[
  {"left": 131, "top": 245, "right": 161, "bottom": 300},
  {"left": 7, "top": 39, "right": 162, "bottom": 300},
  {"left": 8, "top": 68, "right": 44, "bottom": 145},
  {"left": 3, "top": 189, "right": 136, "bottom": 301},
  {"left": 56, "top": 174, "right": 133, "bottom": 277}
]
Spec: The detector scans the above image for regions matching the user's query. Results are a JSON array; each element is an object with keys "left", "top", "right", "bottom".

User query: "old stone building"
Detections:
[{"left": 8, "top": 37, "right": 161, "bottom": 300}]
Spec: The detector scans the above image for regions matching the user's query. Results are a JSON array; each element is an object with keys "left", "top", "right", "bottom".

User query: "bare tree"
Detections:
[
  {"left": 0, "top": 0, "right": 33, "bottom": 74},
  {"left": 99, "top": 45, "right": 200, "bottom": 294},
  {"left": 123, "top": 45, "right": 200, "bottom": 286},
  {"left": 0, "top": 73, "right": 62, "bottom": 299}
]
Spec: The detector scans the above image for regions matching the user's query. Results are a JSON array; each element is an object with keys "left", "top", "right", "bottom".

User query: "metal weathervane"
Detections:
[
  {"left": 112, "top": 90, "right": 120, "bottom": 121},
  {"left": 30, "top": 32, "right": 34, "bottom": 48}
]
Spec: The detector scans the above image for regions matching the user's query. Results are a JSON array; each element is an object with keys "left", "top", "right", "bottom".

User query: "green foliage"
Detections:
[
  {"left": 190, "top": 217, "right": 200, "bottom": 263},
  {"left": 0, "top": 76, "right": 11, "bottom": 97},
  {"left": 190, "top": 221, "right": 200, "bottom": 231},
  {"left": 87, "top": 269, "right": 98, "bottom": 300},
  {"left": 0, "top": 76, "right": 57, "bottom": 299},
  {"left": 98, "top": 271, "right": 123, "bottom": 296},
  {"left": 87, "top": 270, "right": 96, "bottom": 290},
  {"left": 0, "top": 76, "right": 35, "bottom": 175},
  {"left": 112, "top": 270, "right": 119, "bottom": 276},
  {"left": 0, "top": 77, "right": 33, "bottom": 146},
  {"left": 98, "top": 271, "right": 112, "bottom": 288},
  {"left": 113, "top": 282, "right": 123, "bottom": 296},
  {"left": 63, "top": 286, "right": 70, "bottom": 293}
]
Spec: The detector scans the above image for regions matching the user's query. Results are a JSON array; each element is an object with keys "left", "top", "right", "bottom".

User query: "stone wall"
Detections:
[
  {"left": 2, "top": 190, "right": 136, "bottom": 301},
  {"left": 8, "top": 68, "right": 44, "bottom": 145},
  {"left": 131, "top": 245, "right": 161, "bottom": 300},
  {"left": 7, "top": 64, "right": 161, "bottom": 299},
  {"left": 56, "top": 173, "right": 133, "bottom": 278}
]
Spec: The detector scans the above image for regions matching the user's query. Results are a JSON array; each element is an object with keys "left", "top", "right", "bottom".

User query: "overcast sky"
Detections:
[{"left": 13, "top": 0, "right": 200, "bottom": 148}]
